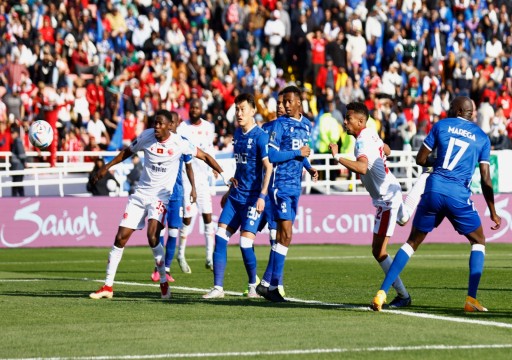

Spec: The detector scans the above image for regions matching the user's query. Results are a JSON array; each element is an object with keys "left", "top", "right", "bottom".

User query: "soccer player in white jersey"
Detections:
[
  {"left": 89, "top": 110, "right": 229, "bottom": 300},
  {"left": 176, "top": 99, "right": 217, "bottom": 273},
  {"left": 329, "top": 102, "right": 412, "bottom": 308}
]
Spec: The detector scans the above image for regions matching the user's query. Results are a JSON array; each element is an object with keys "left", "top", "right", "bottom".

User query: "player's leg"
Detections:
[
  {"left": 163, "top": 199, "right": 183, "bottom": 282},
  {"left": 152, "top": 202, "right": 172, "bottom": 282},
  {"left": 178, "top": 183, "right": 194, "bottom": 273},
  {"left": 449, "top": 199, "right": 488, "bottom": 312},
  {"left": 371, "top": 192, "right": 440, "bottom": 310},
  {"left": 399, "top": 170, "right": 430, "bottom": 225},
  {"left": 90, "top": 196, "right": 144, "bottom": 299},
  {"left": 199, "top": 186, "right": 215, "bottom": 270},
  {"left": 239, "top": 202, "right": 262, "bottom": 298},
  {"left": 147, "top": 199, "right": 171, "bottom": 299},
  {"left": 372, "top": 202, "right": 410, "bottom": 307}
]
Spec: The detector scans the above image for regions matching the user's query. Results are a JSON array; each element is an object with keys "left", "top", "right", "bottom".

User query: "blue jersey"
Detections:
[
  {"left": 423, "top": 117, "right": 490, "bottom": 202},
  {"left": 229, "top": 125, "right": 269, "bottom": 202},
  {"left": 269, "top": 115, "right": 312, "bottom": 193},
  {"left": 170, "top": 154, "right": 192, "bottom": 201}
]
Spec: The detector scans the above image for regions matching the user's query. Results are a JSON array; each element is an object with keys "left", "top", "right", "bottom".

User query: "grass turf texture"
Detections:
[{"left": 1, "top": 243, "right": 511, "bottom": 360}]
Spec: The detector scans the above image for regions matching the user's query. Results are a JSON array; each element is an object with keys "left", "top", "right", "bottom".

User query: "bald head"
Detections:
[{"left": 448, "top": 96, "right": 473, "bottom": 120}]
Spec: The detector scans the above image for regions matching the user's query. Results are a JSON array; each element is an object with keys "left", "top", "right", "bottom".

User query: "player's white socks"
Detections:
[
  {"left": 269, "top": 229, "right": 277, "bottom": 243},
  {"left": 151, "top": 243, "right": 166, "bottom": 283},
  {"left": 379, "top": 255, "right": 409, "bottom": 299},
  {"left": 178, "top": 223, "right": 190, "bottom": 259},
  {"left": 205, "top": 222, "right": 215, "bottom": 261},
  {"left": 105, "top": 245, "right": 124, "bottom": 287},
  {"left": 404, "top": 172, "right": 429, "bottom": 215}
]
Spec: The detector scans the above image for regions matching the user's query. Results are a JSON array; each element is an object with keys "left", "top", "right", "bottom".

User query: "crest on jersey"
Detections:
[
  {"left": 270, "top": 131, "right": 276, "bottom": 142},
  {"left": 157, "top": 148, "right": 163, "bottom": 154},
  {"left": 290, "top": 127, "right": 294, "bottom": 132}
]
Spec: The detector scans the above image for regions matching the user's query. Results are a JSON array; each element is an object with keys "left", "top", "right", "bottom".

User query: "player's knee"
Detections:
[
  {"left": 371, "top": 246, "right": 387, "bottom": 261},
  {"left": 216, "top": 227, "right": 232, "bottom": 241}
]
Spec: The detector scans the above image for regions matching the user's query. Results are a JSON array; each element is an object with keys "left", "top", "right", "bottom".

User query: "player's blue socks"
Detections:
[
  {"left": 240, "top": 236, "right": 257, "bottom": 284},
  {"left": 380, "top": 243, "right": 415, "bottom": 293},
  {"left": 468, "top": 244, "right": 485, "bottom": 298},
  {"left": 213, "top": 228, "right": 231, "bottom": 287},
  {"left": 270, "top": 243, "right": 288, "bottom": 289},
  {"left": 165, "top": 228, "right": 179, "bottom": 270}
]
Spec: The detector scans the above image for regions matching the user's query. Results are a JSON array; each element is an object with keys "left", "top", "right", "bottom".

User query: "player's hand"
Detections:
[
  {"left": 190, "top": 188, "right": 197, "bottom": 204},
  {"left": 490, "top": 213, "right": 501, "bottom": 230},
  {"left": 329, "top": 143, "right": 339, "bottom": 157},
  {"left": 300, "top": 145, "right": 311, "bottom": 157},
  {"left": 308, "top": 167, "right": 319, "bottom": 182},
  {"left": 256, "top": 197, "right": 265, "bottom": 213}
]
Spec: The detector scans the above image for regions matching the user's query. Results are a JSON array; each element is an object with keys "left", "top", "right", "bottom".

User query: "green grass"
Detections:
[{"left": 1, "top": 243, "right": 512, "bottom": 360}]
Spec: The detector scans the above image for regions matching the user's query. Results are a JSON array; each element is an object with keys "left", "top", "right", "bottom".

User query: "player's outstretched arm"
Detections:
[
  {"left": 329, "top": 143, "right": 368, "bottom": 175},
  {"left": 195, "top": 148, "right": 236, "bottom": 187},
  {"left": 185, "top": 161, "right": 197, "bottom": 204},
  {"left": 479, "top": 162, "right": 501, "bottom": 230},
  {"left": 92, "top": 148, "right": 134, "bottom": 184}
]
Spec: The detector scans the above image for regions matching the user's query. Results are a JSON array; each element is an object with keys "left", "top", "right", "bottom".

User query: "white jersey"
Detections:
[
  {"left": 130, "top": 129, "right": 197, "bottom": 199},
  {"left": 355, "top": 127, "right": 401, "bottom": 203},
  {"left": 177, "top": 118, "right": 215, "bottom": 185}
]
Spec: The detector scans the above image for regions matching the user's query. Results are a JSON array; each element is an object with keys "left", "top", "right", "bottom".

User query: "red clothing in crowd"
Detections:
[
  {"left": 497, "top": 93, "right": 512, "bottom": 119},
  {"left": 86, "top": 82, "right": 105, "bottom": 116},
  {"left": 311, "top": 37, "right": 327, "bottom": 65},
  {"left": 316, "top": 66, "right": 339, "bottom": 91},
  {"left": 0, "top": 128, "right": 12, "bottom": 152},
  {"left": 122, "top": 114, "right": 138, "bottom": 144}
]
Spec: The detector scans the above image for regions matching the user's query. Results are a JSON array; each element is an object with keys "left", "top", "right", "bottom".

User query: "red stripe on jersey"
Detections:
[{"left": 377, "top": 208, "right": 391, "bottom": 237}]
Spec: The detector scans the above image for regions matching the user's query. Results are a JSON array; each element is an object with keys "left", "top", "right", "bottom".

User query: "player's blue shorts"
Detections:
[
  {"left": 413, "top": 191, "right": 481, "bottom": 235},
  {"left": 219, "top": 196, "right": 263, "bottom": 234},
  {"left": 258, "top": 195, "right": 276, "bottom": 232},
  {"left": 269, "top": 188, "right": 299, "bottom": 223},
  {"left": 166, "top": 197, "right": 184, "bottom": 229}
]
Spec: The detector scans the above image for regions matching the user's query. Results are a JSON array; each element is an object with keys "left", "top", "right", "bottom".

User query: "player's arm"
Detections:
[
  {"left": 303, "top": 158, "right": 318, "bottom": 182},
  {"left": 383, "top": 143, "right": 391, "bottom": 156},
  {"left": 195, "top": 148, "right": 237, "bottom": 187},
  {"left": 256, "top": 157, "right": 273, "bottom": 213},
  {"left": 479, "top": 162, "right": 501, "bottom": 230},
  {"left": 185, "top": 161, "right": 197, "bottom": 204},
  {"left": 415, "top": 144, "right": 436, "bottom": 167},
  {"left": 329, "top": 143, "right": 368, "bottom": 175},
  {"left": 268, "top": 145, "right": 311, "bottom": 163},
  {"left": 92, "top": 147, "right": 134, "bottom": 184}
]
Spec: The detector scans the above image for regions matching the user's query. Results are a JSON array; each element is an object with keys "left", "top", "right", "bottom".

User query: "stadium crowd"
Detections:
[{"left": 1, "top": 0, "right": 512, "bottom": 164}]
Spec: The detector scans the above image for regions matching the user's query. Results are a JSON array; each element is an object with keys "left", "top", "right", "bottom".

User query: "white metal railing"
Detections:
[{"left": 0, "top": 150, "right": 422, "bottom": 197}]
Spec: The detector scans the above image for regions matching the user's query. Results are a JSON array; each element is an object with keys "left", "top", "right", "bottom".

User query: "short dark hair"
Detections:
[
  {"left": 346, "top": 102, "right": 369, "bottom": 120},
  {"left": 155, "top": 109, "right": 173, "bottom": 122},
  {"left": 281, "top": 85, "right": 301, "bottom": 98},
  {"left": 234, "top": 93, "right": 256, "bottom": 108},
  {"left": 169, "top": 110, "right": 180, "bottom": 123}
]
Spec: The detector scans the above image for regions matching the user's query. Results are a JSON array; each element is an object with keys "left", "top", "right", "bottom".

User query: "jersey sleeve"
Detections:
[
  {"left": 257, "top": 131, "right": 269, "bottom": 160},
  {"left": 182, "top": 154, "right": 193, "bottom": 163},
  {"left": 181, "top": 136, "right": 198, "bottom": 157},
  {"left": 268, "top": 119, "right": 283, "bottom": 150},
  {"left": 423, "top": 122, "right": 438, "bottom": 151},
  {"left": 129, "top": 129, "right": 150, "bottom": 153}
]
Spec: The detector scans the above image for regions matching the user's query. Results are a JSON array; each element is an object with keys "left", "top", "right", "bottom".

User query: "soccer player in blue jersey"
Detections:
[
  {"left": 371, "top": 96, "right": 501, "bottom": 312},
  {"left": 256, "top": 85, "right": 313, "bottom": 302},
  {"left": 256, "top": 90, "right": 318, "bottom": 298},
  {"left": 202, "top": 93, "right": 273, "bottom": 299},
  {"left": 150, "top": 153, "right": 196, "bottom": 283}
]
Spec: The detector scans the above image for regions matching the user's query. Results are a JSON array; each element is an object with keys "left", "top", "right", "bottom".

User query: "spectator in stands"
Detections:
[
  {"left": 87, "top": 157, "right": 119, "bottom": 196},
  {"left": 9, "top": 125, "right": 26, "bottom": 197}
]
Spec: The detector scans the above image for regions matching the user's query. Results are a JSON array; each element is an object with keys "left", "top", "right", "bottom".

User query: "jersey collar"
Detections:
[{"left": 242, "top": 123, "right": 257, "bottom": 135}]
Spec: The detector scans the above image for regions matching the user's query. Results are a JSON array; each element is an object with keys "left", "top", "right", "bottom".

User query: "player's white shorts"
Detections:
[
  {"left": 120, "top": 192, "right": 168, "bottom": 230},
  {"left": 372, "top": 188, "right": 402, "bottom": 237},
  {"left": 183, "top": 180, "right": 212, "bottom": 217}
]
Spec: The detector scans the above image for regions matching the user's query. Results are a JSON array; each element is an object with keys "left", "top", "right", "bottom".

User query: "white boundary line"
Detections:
[
  {"left": 4, "top": 344, "right": 512, "bottom": 360},
  {"left": 2, "top": 278, "right": 512, "bottom": 330}
]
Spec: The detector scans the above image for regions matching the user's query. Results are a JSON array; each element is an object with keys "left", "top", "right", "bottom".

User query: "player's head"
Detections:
[
  {"left": 276, "top": 90, "right": 285, "bottom": 118},
  {"left": 154, "top": 109, "right": 175, "bottom": 141},
  {"left": 344, "top": 102, "right": 369, "bottom": 136},
  {"left": 189, "top": 99, "right": 202, "bottom": 123},
  {"left": 448, "top": 96, "right": 473, "bottom": 120},
  {"left": 234, "top": 93, "right": 257, "bottom": 129},
  {"left": 471, "top": 99, "right": 477, "bottom": 122},
  {"left": 169, "top": 111, "right": 180, "bottom": 133},
  {"left": 281, "top": 85, "right": 302, "bottom": 118}
]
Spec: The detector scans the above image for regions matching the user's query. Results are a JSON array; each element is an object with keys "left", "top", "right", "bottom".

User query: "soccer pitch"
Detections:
[{"left": 1, "top": 243, "right": 511, "bottom": 360}]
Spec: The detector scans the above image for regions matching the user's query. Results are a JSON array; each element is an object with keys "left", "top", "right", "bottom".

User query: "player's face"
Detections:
[
  {"left": 235, "top": 100, "right": 256, "bottom": 129},
  {"left": 154, "top": 115, "right": 173, "bottom": 141},
  {"left": 343, "top": 110, "right": 364, "bottom": 136},
  {"left": 189, "top": 100, "right": 202, "bottom": 122},
  {"left": 276, "top": 95, "right": 285, "bottom": 117},
  {"left": 283, "top": 92, "right": 302, "bottom": 118}
]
